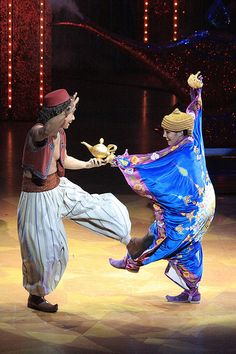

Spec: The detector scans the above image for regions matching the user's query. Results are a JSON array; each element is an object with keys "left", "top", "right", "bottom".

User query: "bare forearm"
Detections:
[
  {"left": 43, "top": 113, "right": 66, "bottom": 136},
  {"left": 64, "top": 155, "right": 106, "bottom": 170},
  {"left": 64, "top": 155, "right": 88, "bottom": 170},
  {"left": 31, "top": 113, "right": 67, "bottom": 142}
]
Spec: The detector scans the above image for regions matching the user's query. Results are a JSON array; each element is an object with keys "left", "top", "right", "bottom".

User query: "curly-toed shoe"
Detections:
[
  {"left": 109, "top": 256, "right": 140, "bottom": 273},
  {"left": 27, "top": 295, "right": 58, "bottom": 313},
  {"left": 126, "top": 234, "right": 154, "bottom": 259},
  {"left": 109, "top": 256, "right": 127, "bottom": 269},
  {"left": 166, "top": 289, "right": 201, "bottom": 304}
]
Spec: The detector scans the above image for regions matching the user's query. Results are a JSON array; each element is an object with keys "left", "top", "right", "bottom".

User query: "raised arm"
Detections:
[
  {"left": 30, "top": 112, "right": 69, "bottom": 142},
  {"left": 31, "top": 92, "right": 80, "bottom": 142},
  {"left": 186, "top": 71, "right": 203, "bottom": 118},
  {"left": 186, "top": 72, "right": 204, "bottom": 148}
]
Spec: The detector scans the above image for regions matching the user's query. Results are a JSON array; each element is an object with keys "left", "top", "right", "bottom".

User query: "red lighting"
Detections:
[
  {"left": 0, "top": 0, "right": 52, "bottom": 120},
  {"left": 143, "top": 1, "right": 149, "bottom": 43},
  {"left": 39, "top": 0, "right": 45, "bottom": 106},
  {"left": 173, "top": 1, "right": 178, "bottom": 41},
  {"left": 7, "top": 0, "right": 13, "bottom": 109}
]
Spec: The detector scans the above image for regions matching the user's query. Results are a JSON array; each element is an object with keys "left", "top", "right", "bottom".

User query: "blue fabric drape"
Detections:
[{"left": 114, "top": 94, "right": 215, "bottom": 289}]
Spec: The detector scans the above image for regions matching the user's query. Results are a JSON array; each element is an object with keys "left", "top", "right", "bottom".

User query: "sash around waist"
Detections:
[{"left": 21, "top": 173, "right": 60, "bottom": 192}]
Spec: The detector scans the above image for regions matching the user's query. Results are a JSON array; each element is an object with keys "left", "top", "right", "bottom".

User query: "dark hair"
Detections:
[{"left": 37, "top": 99, "right": 71, "bottom": 124}]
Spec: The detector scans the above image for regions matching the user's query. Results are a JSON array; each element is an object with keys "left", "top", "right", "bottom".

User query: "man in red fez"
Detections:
[{"left": 17, "top": 89, "right": 152, "bottom": 313}]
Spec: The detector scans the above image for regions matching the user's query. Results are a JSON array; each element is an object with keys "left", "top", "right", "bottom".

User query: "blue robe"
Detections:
[{"left": 115, "top": 92, "right": 215, "bottom": 289}]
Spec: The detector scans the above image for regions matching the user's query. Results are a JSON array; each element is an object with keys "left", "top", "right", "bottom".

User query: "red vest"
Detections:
[{"left": 22, "top": 125, "right": 66, "bottom": 180}]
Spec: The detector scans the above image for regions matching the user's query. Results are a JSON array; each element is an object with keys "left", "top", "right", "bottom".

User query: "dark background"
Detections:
[
  {"left": 49, "top": 0, "right": 236, "bottom": 193},
  {"left": 52, "top": 0, "right": 236, "bottom": 75},
  {"left": 0, "top": 0, "right": 235, "bottom": 196},
  {"left": 51, "top": 0, "right": 236, "bottom": 149}
]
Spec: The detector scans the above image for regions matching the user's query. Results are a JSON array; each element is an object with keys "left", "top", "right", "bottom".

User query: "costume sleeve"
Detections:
[{"left": 186, "top": 88, "right": 204, "bottom": 152}]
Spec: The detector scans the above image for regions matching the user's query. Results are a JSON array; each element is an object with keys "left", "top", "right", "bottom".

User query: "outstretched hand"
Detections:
[
  {"left": 187, "top": 71, "right": 203, "bottom": 89},
  {"left": 194, "top": 71, "right": 203, "bottom": 82},
  {"left": 104, "top": 153, "right": 116, "bottom": 164},
  {"left": 86, "top": 158, "right": 107, "bottom": 169}
]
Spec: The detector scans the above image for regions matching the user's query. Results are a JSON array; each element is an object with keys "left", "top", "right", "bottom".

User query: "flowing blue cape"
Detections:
[
  {"left": 115, "top": 106, "right": 208, "bottom": 213},
  {"left": 113, "top": 95, "right": 215, "bottom": 287},
  {"left": 115, "top": 104, "right": 213, "bottom": 262}
]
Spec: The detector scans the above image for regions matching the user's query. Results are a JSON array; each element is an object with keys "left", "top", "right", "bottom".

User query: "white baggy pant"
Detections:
[{"left": 17, "top": 177, "right": 131, "bottom": 296}]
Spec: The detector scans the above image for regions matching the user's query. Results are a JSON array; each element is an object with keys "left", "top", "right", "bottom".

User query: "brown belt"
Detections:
[{"left": 22, "top": 173, "right": 60, "bottom": 192}]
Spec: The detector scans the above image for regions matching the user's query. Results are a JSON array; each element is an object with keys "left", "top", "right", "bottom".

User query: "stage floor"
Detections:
[
  {"left": 0, "top": 80, "right": 236, "bottom": 353},
  {"left": 0, "top": 192, "right": 236, "bottom": 354}
]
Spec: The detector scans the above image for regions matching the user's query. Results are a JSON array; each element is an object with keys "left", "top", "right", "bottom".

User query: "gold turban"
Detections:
[{"left": 161, "top": 108, "right": 194, "bottom": 134}]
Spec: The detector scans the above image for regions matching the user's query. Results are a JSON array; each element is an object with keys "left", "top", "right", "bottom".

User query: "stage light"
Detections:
[
  {"left": 173, "top": 1, "right": 178, "bottom": 41},
  {"left": 39, "top": 0, "right": 45, "bottom": 106},
  {"left": 0, "top": 0, "right": 52, "bottom": 119},
  {"left": 143, "top": 1, "right": 149, "bottom": 43},
  {"left": 7, "top": 0, "right": 13, "bottom": 109}
]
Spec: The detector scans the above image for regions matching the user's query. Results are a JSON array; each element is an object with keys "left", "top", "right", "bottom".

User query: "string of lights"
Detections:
[
  {"left": 0, "top": 1, "right": 51, "bottom": 119},
  {"left": 39, "top": 1, "right": 45, "bottom": 106},
  {"left": 144, "top": 1, "right": 149, "bottom": 43},
  {"left": 173, "top": 1, "right": 178, "bottom": 41},
  {"left": 7, "top": 0, "right": 13, "bottom": 109}
]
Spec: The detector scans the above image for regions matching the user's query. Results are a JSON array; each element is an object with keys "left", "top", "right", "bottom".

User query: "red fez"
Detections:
[{"left": 43, "top": 89, "right": 70, "bottom": 107}]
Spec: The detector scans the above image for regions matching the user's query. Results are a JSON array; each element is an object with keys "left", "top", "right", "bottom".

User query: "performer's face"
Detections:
[{"left": 163, "top": 129, "right": 184, "bottom": 146}]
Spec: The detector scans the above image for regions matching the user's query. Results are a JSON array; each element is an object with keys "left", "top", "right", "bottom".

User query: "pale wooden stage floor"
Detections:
[{"left": 0, "top": 193, "right": 236, "bottom": 354}]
